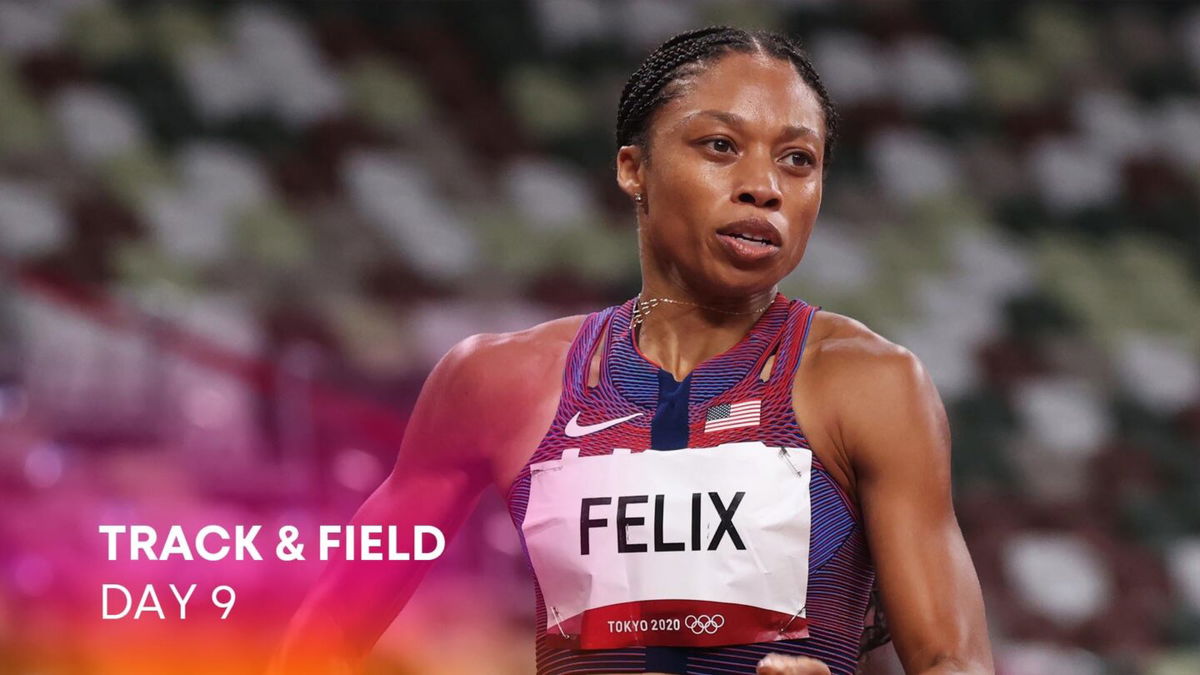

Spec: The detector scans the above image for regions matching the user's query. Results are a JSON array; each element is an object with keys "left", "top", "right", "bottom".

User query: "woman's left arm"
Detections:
[{"left": 837, "top": 345, "right": 993, "bottom": 674}]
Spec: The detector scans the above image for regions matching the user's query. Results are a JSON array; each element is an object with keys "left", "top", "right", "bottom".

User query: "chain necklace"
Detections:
[{"left": 631, "top": 293, "right": 776, "bottom": 331}]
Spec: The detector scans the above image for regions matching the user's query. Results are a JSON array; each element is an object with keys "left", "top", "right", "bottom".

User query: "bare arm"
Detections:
[
  {"left": 839, "top": 345, "right": 993, "bottom": 674},
  {"left": 268, "top": 335, "right": 508, "bottom": 674},
  {"left": 758, "top": 322, "right": 991, "bottom": 675}
]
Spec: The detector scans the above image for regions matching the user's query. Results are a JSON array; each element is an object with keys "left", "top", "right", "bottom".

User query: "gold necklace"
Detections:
[{"left": 631, "top": 293, "right": 776, "bottom": 331}]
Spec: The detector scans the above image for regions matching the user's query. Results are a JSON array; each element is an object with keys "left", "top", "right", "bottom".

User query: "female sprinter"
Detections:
[{"left": 272, "top": 26, "right": 993, "bottom": 675}]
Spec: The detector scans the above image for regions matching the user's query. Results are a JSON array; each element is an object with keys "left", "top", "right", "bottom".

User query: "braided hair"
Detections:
[{"left": 616, "top": 26, "right": 838, "bottom": 166}]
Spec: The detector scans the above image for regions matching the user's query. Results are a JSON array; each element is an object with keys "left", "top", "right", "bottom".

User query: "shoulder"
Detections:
[
  {"left": 432, "top": 314, "right": 589, "bottom": 399},
  {"left": 797, "top": 310, "right": 946, "bottom": 465},
  {"left": 801, "top": 309, "right": 922, "bottom": 383},
  {"left": 447, "top": 314, "right": 587, "bottom": 368},
  {"left": 402, "top": 314, "right": 589, "bottom": 470}
]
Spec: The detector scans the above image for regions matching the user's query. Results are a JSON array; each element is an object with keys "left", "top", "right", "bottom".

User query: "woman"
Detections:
[{"left": 273, "top": 27, "right": 992, "bottom": 675}]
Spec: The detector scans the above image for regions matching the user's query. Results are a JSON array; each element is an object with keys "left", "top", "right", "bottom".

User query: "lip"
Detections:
[
  {"left": 714, "top": 217, "right": 782, "bottom": 265},
  {"left": 716, "top": 217, "right": 783, "bottom": 247}
]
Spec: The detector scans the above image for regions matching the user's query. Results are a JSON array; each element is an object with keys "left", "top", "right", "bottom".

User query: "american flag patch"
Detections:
[{"left": 704, "top": 399, "right": 761, "bottom": 433}]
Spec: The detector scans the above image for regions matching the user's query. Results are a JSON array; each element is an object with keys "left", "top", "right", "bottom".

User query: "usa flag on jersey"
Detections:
[{"left": 705, "top": 399, "right": 761, "bottom": 433}]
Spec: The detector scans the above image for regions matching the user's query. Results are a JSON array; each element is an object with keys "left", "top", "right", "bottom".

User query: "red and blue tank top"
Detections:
[{"left": 505, "top": 293, "right": 875, "bottom": 675}]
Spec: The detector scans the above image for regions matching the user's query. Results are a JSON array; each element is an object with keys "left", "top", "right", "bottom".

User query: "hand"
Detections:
[{"left": 756, "top": 653, "right": 832, "bottom": 675}]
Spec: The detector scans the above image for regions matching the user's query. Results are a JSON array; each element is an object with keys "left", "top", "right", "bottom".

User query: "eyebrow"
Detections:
[{"left": 675, "top": 109, "right": 818, "bottom": 142}]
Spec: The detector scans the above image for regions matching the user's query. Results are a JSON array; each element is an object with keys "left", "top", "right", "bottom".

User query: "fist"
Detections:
[{"left": 756, "top": 653, "right": 832, "bottom": 675}]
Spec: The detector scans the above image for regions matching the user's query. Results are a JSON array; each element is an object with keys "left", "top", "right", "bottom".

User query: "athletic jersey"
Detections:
[{"left": 505, "top": 293, "right": 875, "bottom": 675}]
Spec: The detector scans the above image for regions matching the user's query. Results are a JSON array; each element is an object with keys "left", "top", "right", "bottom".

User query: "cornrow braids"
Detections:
[{"left": 616, "top": 26, "right": 839, "bottom": 167}]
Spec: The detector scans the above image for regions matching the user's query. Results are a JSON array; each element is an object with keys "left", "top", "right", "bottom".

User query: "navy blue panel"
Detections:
[
  {"left": 646, "top": 369, "right": 693, "bottom": 671},
  {"left": 650, "top": 369, "right": 691, "bottom": 450},
  {"left": 645, "top": 646, "right": 688, "bottom": 673}
]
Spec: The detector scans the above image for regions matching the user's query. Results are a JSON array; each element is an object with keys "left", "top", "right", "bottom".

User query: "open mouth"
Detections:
[
  {"left": 720, "top": 232, "right": 776, "bottom": 246},
  {"left": 716, "top": 218, "right": 782, "bottom": 249},
  {"left": 714, "top": 218, "right": 783, "bottom": 264}
]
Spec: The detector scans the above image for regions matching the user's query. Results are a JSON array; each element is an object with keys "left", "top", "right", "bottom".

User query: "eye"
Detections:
[
  {"left": 783, "top": 150, "right": 815, "bottom": 167},
  {"left": 702, "top": 137, "right": 736, "bottom": 154}
]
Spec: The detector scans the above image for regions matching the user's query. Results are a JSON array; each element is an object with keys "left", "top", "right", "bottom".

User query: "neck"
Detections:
[{"left": 633, "top": 284, "right": 777, "bottom": 382}]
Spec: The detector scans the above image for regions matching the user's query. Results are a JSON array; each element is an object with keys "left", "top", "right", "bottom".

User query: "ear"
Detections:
[{"left": 615, "top": 144, "right": 646, "bottom": 204}]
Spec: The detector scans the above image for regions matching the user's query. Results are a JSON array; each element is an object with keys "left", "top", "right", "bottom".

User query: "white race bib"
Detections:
[{"left": 523, "top": 441, "right": 811, "bottom": 649}]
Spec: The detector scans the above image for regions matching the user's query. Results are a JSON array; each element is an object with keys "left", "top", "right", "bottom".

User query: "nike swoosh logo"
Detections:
[{"left": 564, "top": 411, "right": 643, "bottom": 437}]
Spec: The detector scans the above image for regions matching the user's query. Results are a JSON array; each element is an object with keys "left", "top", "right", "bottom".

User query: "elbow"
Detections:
[{"left": 269, "top": 603, "right": 361, "bottom": 675}]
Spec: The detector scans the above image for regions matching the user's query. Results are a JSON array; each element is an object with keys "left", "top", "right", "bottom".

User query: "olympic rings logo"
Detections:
[{"left": 684, "top": 613, "right": 725, "bottom": 634}]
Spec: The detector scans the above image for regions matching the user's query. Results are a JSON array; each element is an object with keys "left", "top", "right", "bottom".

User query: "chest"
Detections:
[{"left": 489, "top": 352, "right": 855, "bottom": 517}]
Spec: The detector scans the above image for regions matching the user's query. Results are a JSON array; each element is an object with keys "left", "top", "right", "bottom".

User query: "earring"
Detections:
[{"left": 634, "top": 193, "right": 644, "bottom": 205}]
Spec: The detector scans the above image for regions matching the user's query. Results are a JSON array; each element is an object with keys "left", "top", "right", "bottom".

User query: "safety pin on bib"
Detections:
[
  {"left": 778, "top": 447, "right": 806, "bottom": 476},
  {"left": 549, "top": 605, "right": 570, "bottom": 639},
  {"left": 778, "top": 605, "right": 806, "bottom": 634}
]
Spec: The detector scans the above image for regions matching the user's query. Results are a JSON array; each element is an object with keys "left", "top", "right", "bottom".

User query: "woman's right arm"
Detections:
[{"left": 268, "top": 335, "right": 503, "bottom": 674}]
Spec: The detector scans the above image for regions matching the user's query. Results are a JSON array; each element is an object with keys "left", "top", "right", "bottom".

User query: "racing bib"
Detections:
[{"left": 522, "top": 441, "right": 812, "bottom": 649}]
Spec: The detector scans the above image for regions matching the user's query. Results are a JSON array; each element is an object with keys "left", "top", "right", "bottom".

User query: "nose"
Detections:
[{"left": 733, "top": 156, "right": 782, "bottom": 210}]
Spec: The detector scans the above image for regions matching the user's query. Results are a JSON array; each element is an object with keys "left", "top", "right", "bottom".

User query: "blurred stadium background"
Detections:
[{"left": 1, "top": 1, "right": 1199, "bottom": 673}]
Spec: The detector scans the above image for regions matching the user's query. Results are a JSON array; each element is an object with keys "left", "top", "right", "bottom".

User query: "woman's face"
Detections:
[{"left": 618, "top": 51, "right": 826, "bottom": 300}]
